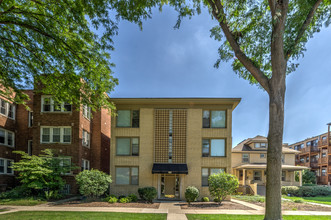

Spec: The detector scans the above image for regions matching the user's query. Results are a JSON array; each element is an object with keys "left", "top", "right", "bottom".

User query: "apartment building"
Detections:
[
  {"left": 109, "top": 98, "right": 240, "bottom": 200},
  {"left": 289, "top": 123, "right": 331, "bottom": 185},
  {"left": 232, "top": 136, "right": 307, "bottom": 195},
  {"left": 0, "top": 90, "right": 111, "bottom": 193}
]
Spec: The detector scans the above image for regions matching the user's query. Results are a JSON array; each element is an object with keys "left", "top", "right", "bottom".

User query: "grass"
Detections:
[
  {"left": 0, "top": 209, "right": 9, "bottom": 212},
  {"left": 0, "top": 211, "right": 167, "bottom": 220},
  {"left": 232, "top": 195, "right": 265, "bottom": 203},
  {"left": 283, "top": 196, "right": 331, "bottom": 205},
  {"left": 0, "top": 198, "right": 47, "bottom": 206},
  {"left": 187, "top": 214, "right": 331, "bottom": 220}
]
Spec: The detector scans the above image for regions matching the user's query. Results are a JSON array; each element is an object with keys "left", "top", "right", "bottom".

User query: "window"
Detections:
[
  {"left": 41, "top": 127, "right": 71, "bottom": 143},
  {"left": 41, "top": 96, "right": 72, "bottom": 112},
  {"left": 57, "top": 158, "right": 71, "bottom": 175},
  {"left": 82, "top": 130, "right": 90, "bottom": 148},
  {"left": 116, "top": 138, "right": 139, "bottom": 156},
  {"left": 201, "top": 168, "right": 225, "bottom": 186},
  {"left": 255, "top": 142, "right": 267, "bottom": 148},
  {"left": 201, "top": 139, "right": 226, "bottom": 157},
  {"left": 253, "top": 171, "right": 262, "bottom": 181},
  {"left": 115, "top": 167, "right": 139, "bottom": 185},
  {"left": 242, "top": 154, "right": 249, "bottom": 163},
  {"left": 282, "top": 171, "right": 286, "bottom": 181},
  {"left": 202, "top": 110, "right": 226, "bottom": 128},
  {"left": 0, "top": 99, "right": 15, "bottom": 119},
  {"left": 306, "top": 142, "right": 311, "bottom": 147},
  {"left": 281, "top": 154, "right": 285, "bottom": 164},
  {"left": 321, "top": 168, "right": 326, "bottom": 176},
  {"left": 260, "top": 153, "right": 265, "bottom": 158},
  {"left": 0, "top": 158, "right": 14, "bottom": 174},
  {"left": 0, "top": 128, "right": 15, "bottom": 147},
  {"left": 83, "top": 105, "right": 91, "bottom": 119},
  {"left": 28, "top": 140, "right": 33, "bottom": 156},
  {"left": 322, "top": 152, "right": 327, "bottom": 158},
  {"left": 116, "top": 110, "right": 139, "bottom": 128},
  {"left": 28, "top": 111, "right": 33, "bottom": 127},
  {"left": 306, "top": 156, "right": 309, "bottom": 162},
  {"left": 81, "top": 159, "right": 90, "bottom": 171}
]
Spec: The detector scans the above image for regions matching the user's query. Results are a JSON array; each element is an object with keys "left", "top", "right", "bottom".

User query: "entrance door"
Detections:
[{"left": 160, "top": 174, "right": 180, "bottom": 199}]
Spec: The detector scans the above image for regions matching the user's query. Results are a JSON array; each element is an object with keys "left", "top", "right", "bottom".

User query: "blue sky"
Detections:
[{"left": 110, "top": 6, "right": 331, "bottom": 147}]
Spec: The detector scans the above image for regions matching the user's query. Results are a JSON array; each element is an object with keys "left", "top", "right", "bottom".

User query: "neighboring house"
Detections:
[
  {"left": 110, "top": 98, "right": 240, "bottom": 200},
  {"left": 289, "top": 123, "right": 331, "bottom": 185},
  {"left": 0, "top": 90, "right": 111, "bottom": 193},
  {"left": 232, "top": 136, "right": 307, "bottom": 195}
]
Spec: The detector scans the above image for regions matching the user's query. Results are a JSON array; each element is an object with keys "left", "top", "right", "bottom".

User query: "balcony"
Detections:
[
  {"left": 328, "top": 146, "right": 331, "bottom": 153},
  {"left": 297, "top": 161, "right": 310, "bottom": 167},
  {"left": 310, "top": 162, "right": 319, "bottom": 168},
  {"left": 317, "top": 176, "right": 329, "bottom": 185},
  {"left": 300, "top": 147, "right": 310, "bottom": 154},
  {"left": 318, "top": 157, "right": 328, "bottom": 165},
  {"left": 318, "top": 139, "right": 328, "bottom": 147},
  {"left": 310, "top": 147, "right": 320, "bottom": 153},
  {"left": 328, "top": 166, "right": 331, "bottom": 173}
]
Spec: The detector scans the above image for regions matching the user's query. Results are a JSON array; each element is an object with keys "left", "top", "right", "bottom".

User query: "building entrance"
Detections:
[{"left": 160, "top": 174, "right": 180, "bottom": 200}]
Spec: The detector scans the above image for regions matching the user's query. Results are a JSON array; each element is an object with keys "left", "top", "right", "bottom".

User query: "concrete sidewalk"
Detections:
[{"left": 1, "top": 199, "right": 331, "bottom": 219}]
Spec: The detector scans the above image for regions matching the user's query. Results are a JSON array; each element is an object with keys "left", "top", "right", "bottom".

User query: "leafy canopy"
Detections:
[{"left": 208, "top": 172, "right": 239, "bottom": 204}]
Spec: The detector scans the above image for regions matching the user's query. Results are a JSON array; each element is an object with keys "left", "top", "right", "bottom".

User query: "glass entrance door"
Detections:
[{"left": 160, "top": 174, "right": 180, "bottom": 199}]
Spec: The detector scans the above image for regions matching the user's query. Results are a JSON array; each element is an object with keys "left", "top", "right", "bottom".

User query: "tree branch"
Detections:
[
  {"left": 285, "top": 0, "right": 323, "bottom": 59},
  {"left": 207, "top": 0, "right": 270, "bottom": 93},
  {"left": 0, "top": 6, "right": 17, "bottom": 15}
]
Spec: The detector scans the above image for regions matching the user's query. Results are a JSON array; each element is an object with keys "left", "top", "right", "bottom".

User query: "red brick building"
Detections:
[{"left": 0, "top": 90, "right": 111, "bottom": 193}]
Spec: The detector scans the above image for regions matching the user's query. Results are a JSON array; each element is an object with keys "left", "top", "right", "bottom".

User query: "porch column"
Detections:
[
  {"left": 299, "top": 170, "right": 302, "bottom": 186},
  {"left": 243, "top": 169, "right": 246, "bottom": 185}
]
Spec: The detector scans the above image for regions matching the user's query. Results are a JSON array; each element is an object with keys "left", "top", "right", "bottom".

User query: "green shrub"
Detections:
[
  {"left": 294, "top": 198, "right": 304, "bottom": 203},
  {"left": 213, "top": 198, "right": 220, "bottom": 202},
  {"left": 208, "top": 172, "right": 239, "bottom": 204},
  {"left": 128, "top": 194, "right": 138, "bottom": 202},
  {"left": 138, "top": 187, "right": 157, "bottom": 203},
  {"left": 108, "top": 196, "right": 118, "bottom": 203},
  {"left": 282, "top": 186, "right": 331, "bottom": 197},
  {"left": 281, "top": 186, "right": 299, "bottom": 196},
  {"left": 119, "top": 197, "right": 130, "bottom": 203},
  {"left": 201, "top": 197, "right": 209, "bottom": 202},
  {"left": 118, "top": 195, "right": 126, "bottom": 200},
  {"left": 0, "top": 186, "right": 31, "bottom": 199},
  {"left": 302, "top": 170, "right": 317, "bottom": 185},
  {"left": 75, "top": 169, "right": 112, "bottom": 198},
  {"left": 302, "top": 183, "right": 316, "bottom": 186},
  {"left": 185, "top": 186, "right": 199, "bottom": 204}
]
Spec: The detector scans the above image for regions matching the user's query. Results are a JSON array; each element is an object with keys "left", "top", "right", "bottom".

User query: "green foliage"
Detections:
[
  {"left": 294, "top": 198, "right": 304, "bottom": 203},
  {"left": 12, "top": 150, "right": 72, "bottom": 196},
  {"left": 201, "top": 197, "right": 209, "bottom": 202},
  {"left": 119, "top": 197, "right": 130, "bottom": 203},
  {"left": 108, "top": 196, "right": 118, "bottom": 203},
  {"left": 138, "top": 187, "right": 157, "bottom": 203},
  {"left": 282, "top": 186, "right": 331, "bottom": 197},
  {"left": 302, "top": 170, "right": 317, "bottom": 185},
  {"left": 0, "top": 185, "right": 31, "bottom": 199},
  {"left": 232, "top": 195, "right": 265, "bottom": 203},
  {"left": 75, "top": 169, "right": 112, "bottom": 198},
  {"left": 128, "top": 194, "right": 138, "bottom": 202},
  {"left": 208, "top": 172, "right": 239, "bottom": 204},
  {"left": 185, "top": 186, "right": 199, "bottom": 204}
]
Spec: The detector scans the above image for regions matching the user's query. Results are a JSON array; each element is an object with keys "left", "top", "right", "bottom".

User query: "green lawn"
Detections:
[
  {"left": 0, "top": 211, "right": 167, "bottom": 220},
  {"left": 187, "top": 214, "right": 331, "bottom": 220},
  {"left": 232, "top": 195, "right": 265, "bottom": 203},
  {"left": 0, "top": 209, "right": 9, "bottom": 212},
  {"left": 0, "top": 198, "right": 47, "bottom": 206},
  {"left": 283, "top": 196, "right": 331, "bottom": 205}
]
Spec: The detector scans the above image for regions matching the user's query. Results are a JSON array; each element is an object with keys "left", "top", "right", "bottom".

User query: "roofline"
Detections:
[
  {"left": 288, "top": 131, "right": 329, "bottom": 147},
  {"left": 110, "top": 97, "right": 241, "bottom": 109}
]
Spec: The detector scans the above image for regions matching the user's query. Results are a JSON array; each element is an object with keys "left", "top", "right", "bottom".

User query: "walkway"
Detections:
[{"left": 1, "top": 199, "right": 331, "bottom": 219}]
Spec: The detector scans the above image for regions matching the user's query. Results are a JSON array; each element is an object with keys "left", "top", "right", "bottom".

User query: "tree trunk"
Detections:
[{"left": 264, "top": 78, "right": 286, "bottom": 220}]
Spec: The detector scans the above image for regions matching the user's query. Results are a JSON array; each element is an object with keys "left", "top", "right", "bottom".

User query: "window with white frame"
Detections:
[
  {"left": 201, "top": 168, "right": 225, "bottom": 186},
  {"left": 0, "top": 98, "right": 15, "bottom": 119},
  {"left": 28, "top": 140, "right": 33, "bottom": 156},
  {"left": 0, "top": 128, "right": 15, "bottom": 147},
  {"left": 40, "top": 127, "right": 71, "bottom": 143},
  {"left": 255, "top": 142, "right": 267, "bottom": 148},
  {"left": 0, "top": 158, "right": 14, "bottom": 174},
  {"left": 82, "top": 130, "right": 90, "bottom": 147},
  {"left": 242, "top": 153, "right": 249, "bottom": 163},
  {"left": 28, "top": 111, "right": 33, "bottom": 127},
  {"left": 41, "top": 96, "right": 72, "bottom": 112},
  {"left": 81, "top": 159, "right": 90, "bottom": 171},
  {"left": 83, "top": 105, "right": 91, "bottom": 119}
]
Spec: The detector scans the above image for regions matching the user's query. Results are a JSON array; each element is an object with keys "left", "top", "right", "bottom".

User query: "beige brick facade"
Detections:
[{"left": 110, "top": 98, "right": 240, "bottom": 200}]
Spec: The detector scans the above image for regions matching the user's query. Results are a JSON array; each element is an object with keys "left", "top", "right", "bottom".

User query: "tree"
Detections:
[
  {"left": 185, "top": 186, "right": 199, "bottom": 205},
  {"left": 75, "top": 169, "right": 112, "bottom": 198},
  {"left": 208, "top": 172, "right": 239, "bottom": 205},
  {"left": 12, "top": 149, "right": 73, "bottom": 196},
  {"left": 302, "top": 170, "right": 317, "bottom": 185}
]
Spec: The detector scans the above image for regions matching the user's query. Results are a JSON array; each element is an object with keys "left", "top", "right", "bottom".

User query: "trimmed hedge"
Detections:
[
  {"left": 138, "top": 187, "right": 157, "bottom": 203},
  {"left": 185, "top": 186, "right": 199, "bottom": 204},
  {"left": 282, "top": 185, "right": 331, "bottom": 197}
]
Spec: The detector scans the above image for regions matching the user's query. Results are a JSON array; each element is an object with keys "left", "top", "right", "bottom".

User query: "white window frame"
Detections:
[
  {"left": 83, "top": 105, "right": 91, "bottom": 120},
  {"left": 0, "top": 98, "right": 15, "bottom": 120},
  {"left": 82, "top": 130, "right": 90, "bottom": 148},
  {"left": 0, "top": 158, "right": 14, "bottom": 175},
  {"left": 0, "top": 128, "right": 15, "bottom": 147},
  {"left": 28, "top": 111, "right": 33, "bottom": 127},
  {"left": 242, "top": 153, "right": 249, "bottom": 163},
  {"left": 40, "top": 127, "right": 71, "bottom": 143},
  {"left": 81, "top": 159, "right": 90, "bottom": 171},
  {"left": 41, "top": 96, "right": 72, "bottom": 113}
]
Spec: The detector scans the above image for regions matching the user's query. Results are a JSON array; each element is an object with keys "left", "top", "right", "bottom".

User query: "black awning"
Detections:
[{"left": 152, "top": 163, "right": 188, "bottom": 174}]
